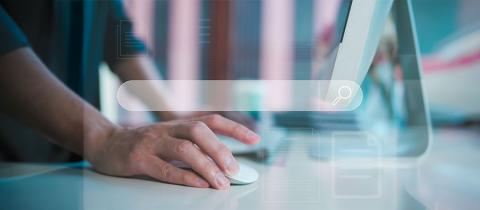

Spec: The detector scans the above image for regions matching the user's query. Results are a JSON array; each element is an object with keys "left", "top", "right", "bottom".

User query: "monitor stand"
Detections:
[{"left": 310, "top": 0, "right": 431, "bottom": 159}]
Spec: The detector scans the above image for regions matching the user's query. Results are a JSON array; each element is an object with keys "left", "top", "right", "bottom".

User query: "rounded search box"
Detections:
[{"left": 117, "top": 80, "right": 363, "bottom": 112}]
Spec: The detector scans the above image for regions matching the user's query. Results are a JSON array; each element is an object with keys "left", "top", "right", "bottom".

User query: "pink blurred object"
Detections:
[
  {"left": 260, "top": 0, "right": 294, "bottom": 110},
  {"left": 423, "top": 50, "right": 480, "bottom": 73},
  {"left": 422, "top": 28, "right": 480, "bottom": 116},
  {"left": 422, "top": 27, "right": 480, "bottom": 73}
]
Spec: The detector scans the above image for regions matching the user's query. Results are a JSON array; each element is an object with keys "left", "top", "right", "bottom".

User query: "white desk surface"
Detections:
[{"left": 0, "top": 128, "right": 479, "bottom": 210}]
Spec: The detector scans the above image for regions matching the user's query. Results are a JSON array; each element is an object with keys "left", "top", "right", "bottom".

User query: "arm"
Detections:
[
  {"left": 0, "top": 48, "right": 116, "bottom": 156},
  {"left": 0, "top": 2, "right": 258, "bottom": 189},
  {"left": 0, "top": 48, "right": 260, "bottom": 189}
]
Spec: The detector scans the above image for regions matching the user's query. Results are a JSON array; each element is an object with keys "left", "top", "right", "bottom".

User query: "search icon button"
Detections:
[{"left": 331, "top": 86, "right": 352, "bottom": 106}]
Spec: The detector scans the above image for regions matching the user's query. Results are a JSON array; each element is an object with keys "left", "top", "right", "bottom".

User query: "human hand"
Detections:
[
  {"left": 216, "top": 111, "right": 257, "bottom": 131},
  {"left": 85, "top": 114, "right": 260, "bottom": 190}
]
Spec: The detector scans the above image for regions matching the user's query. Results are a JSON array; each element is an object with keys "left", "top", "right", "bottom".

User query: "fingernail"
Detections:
[
  {"left": 225, "top": 156, "right": 239, "bottom": 176},
  {"left": 215, "top": 172, "right": 230, "bottom": 188},
  {"left": 246, "top": 131, "right": 260, "bottom": 142},
  {"left": 196, "top": 178, "right": 209, "bottom": 188}
]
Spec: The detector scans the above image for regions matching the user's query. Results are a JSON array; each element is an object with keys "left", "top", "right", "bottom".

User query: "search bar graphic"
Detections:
[
  {"left": 331, "top": 86, "right": 353, "bottom": 106},
  {"left": 116, "top": 80, "right": 363, "bottom": 112}
]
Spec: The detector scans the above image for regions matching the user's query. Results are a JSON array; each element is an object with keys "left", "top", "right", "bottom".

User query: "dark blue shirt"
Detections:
[{"left": 0, "top": 0, "right": 146, "bottom": 161}]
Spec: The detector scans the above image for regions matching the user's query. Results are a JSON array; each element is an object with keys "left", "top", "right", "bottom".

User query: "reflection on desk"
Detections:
[{"left": 0, "top": 128, "right": 478, "bottom": 210}]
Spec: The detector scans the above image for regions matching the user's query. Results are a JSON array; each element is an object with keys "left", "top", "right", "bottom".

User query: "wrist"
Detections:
[{"left": 83, "top": 113, "right": 121, "bottom": 163}]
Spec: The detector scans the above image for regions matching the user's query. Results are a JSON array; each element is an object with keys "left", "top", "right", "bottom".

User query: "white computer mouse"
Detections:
[{"left": 226, "top": 162, "right": 259, "bottom": 185}]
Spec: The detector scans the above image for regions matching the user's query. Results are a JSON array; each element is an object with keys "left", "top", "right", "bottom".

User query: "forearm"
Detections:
[{"left": 0, "top": 48, "right": 117, "bottom": 158}]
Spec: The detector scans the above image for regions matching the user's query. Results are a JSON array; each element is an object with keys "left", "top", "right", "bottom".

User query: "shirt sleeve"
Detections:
[
  {"left": 0, "top": 5, "right": 29, "bottom": 56},
  {"left": 103, "top": 0, "right": 147, "bottom": 65}
]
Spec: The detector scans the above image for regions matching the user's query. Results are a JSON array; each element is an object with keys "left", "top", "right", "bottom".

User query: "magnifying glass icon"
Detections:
[{"left": 331, "top": 86, "right": 352, "bottom": 106}]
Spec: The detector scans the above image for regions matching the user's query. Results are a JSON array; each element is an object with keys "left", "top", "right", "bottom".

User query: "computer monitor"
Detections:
[{"left": 320, "top": 0, "right": 431, "bottom": 157}]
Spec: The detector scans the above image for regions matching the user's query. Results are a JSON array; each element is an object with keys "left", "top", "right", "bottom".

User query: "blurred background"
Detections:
[
  {"left": 99, "top": 0, "right": 480, "bottom": 130},
  {"left": 1, "top": 1, "right": 479, "bottom": 209}
]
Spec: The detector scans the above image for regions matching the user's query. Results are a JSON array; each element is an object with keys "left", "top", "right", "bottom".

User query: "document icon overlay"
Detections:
[{"left": 331, "top": 131, "right": 382, "bottom": 199}]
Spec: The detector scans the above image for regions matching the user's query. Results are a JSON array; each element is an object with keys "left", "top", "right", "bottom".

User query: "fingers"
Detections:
[
  {"left": 161, "top": 138, "right": 231, "bottom": 190},
  {"left": 195, "top": 114, "right": 260, "bottom": 145},
  {"left": 141, "top": 155, "right": 210, "bottom": 188},
  {"left": 170, "top": 121, "right": 239, "bottom": 176},
  {"left": 220, "top": 111, "right": 257, "bottom": 131}
]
